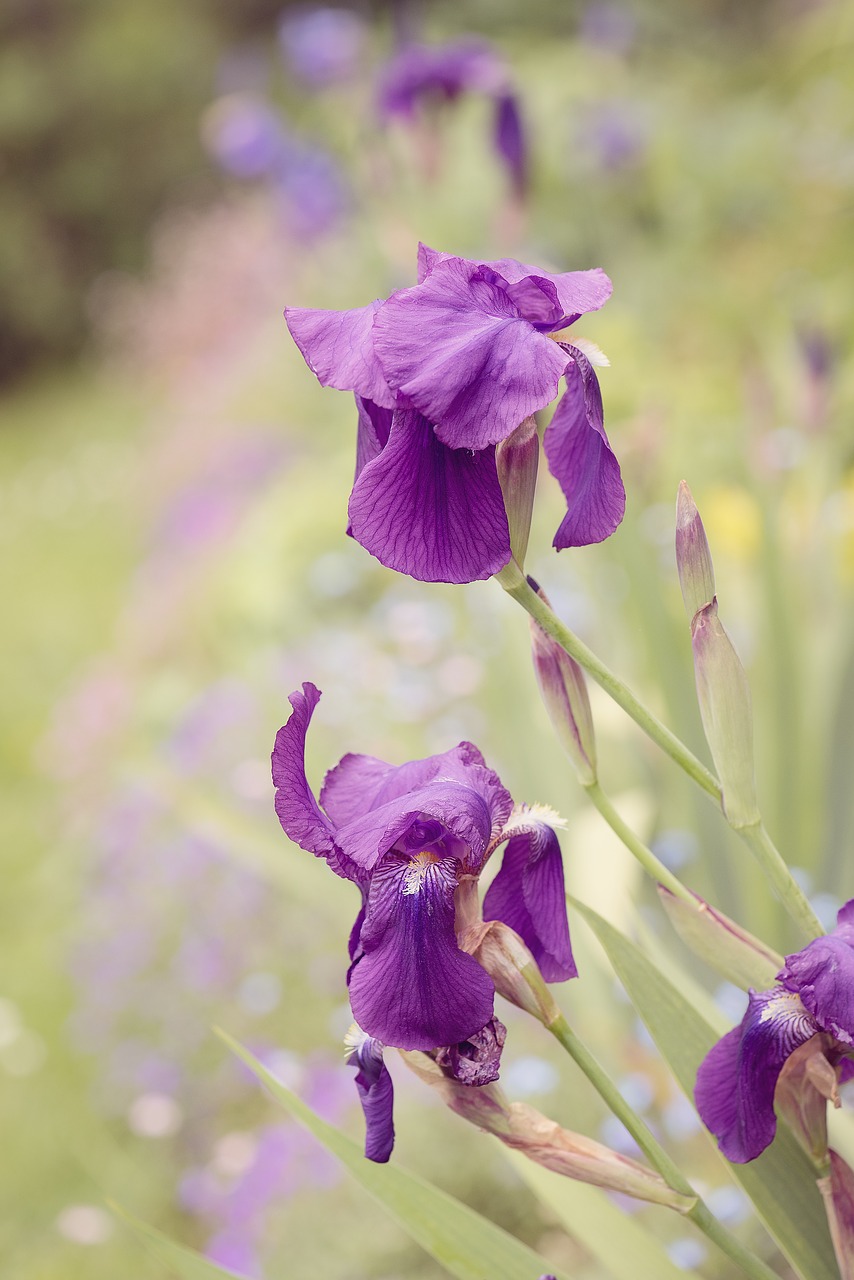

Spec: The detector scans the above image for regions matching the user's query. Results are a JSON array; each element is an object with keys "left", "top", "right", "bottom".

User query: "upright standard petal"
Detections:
[
  {"left": 544, "top": 347, "right": 626, "bottom": 548},
  {"left": 335, "top": 776, "right": 501, "bottom": 874},
  {"left": 285, "top": 301, "right": 396, "bottom": 408},
  {"left": 694, "top": 987, "right": 818, "bottom": 1163},
  {"left": 373, "top": 258, "right": 569, "bottom": 450},
  {"left": 272, "top": 683, "right": 336, "bottom": 856},
  {"left": 781, "top": 934, "right": 854, "bottom": 1047},
  {"left": 347, "top": 408, "right": 511, "bottom": 583},
  {"left": 484, "top": 260, "right": 612, "bottom": 330},
  {"left": 482, "top": 823, "right": 577, "bottom": 982},
  {"left": 349, "top": 852, "right": 495, "bottom": 1050},
  {"left": 346, "top": 1028, "right": 395, "bottom": 1163},
  {"left": 319, "top": 753, "right": 398, "bottom": 827}
]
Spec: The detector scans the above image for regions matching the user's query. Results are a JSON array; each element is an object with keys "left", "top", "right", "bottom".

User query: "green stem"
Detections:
[
  {"left": 549, "top": 1014, "right": 780, "bottom": 1280},
  {"left": 687, "top": 1201, "right": 783, "bottom": 1280},
  {"left": 738, "top": 821, "right": 824, "bottom": 939},
  {"left": 583, "top": 779, "right": 695, "bottom": 905},
  {"left": 502, "top": 574, "right": 722, "bottom": 803}
]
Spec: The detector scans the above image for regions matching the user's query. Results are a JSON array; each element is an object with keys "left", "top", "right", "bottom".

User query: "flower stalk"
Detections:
[
  {"left": 501, "top": 573, "right": 723, "bottom": 801},
  {"left": 547, "top": 1013, "right": 781, "bottom": 1280}
]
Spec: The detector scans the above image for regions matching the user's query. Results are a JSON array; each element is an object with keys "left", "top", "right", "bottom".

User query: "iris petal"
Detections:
[
  {"left": 482, "top": 823, "right": 577, "bottom": 982},
  {"left": 336, "top": 778, "right": 498, "bottom": 874},
  {"left": 373, "top": 258, "right": 569, "bottom": 450},
  {"left": 285, "top": 301, "right": 396, "bottom": 407},
  {"left": 272, "top": 683, "right": 361, "bottom": 883},
  {"left": 347, "top": 1033, "right": 395, "bottom": 1163},
  {"left": 695, "top": 987, "right": 818, "bottom": 1162},
  {"left": 781, "top": 934, "right": 854, "bottom": 1047},
  {"left": 349, "top": 853, "right": 495, "bottom": 1050},
  {"left": 348, "top": 408, "right": 511, "bottom": 583},
  {"left": 544, "top": 348, "right": 626, "bottom": 549}
]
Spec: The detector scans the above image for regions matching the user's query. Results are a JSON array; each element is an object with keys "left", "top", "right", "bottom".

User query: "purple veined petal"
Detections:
[
  {"left": 320, "top": 753, "right": 398, "bottom": 826},
  {"left": 834, "top": 899, "right": 854, "bottom": 946},
  {"left": 363, "top": 742, "right": 512, "bottom": 849},
  {"left": 475, "top": 265, "right": 561, "bottom": 330},
  {"left": 346, "top": 395, "right": 394, "bottom": 538},
  {"left": 346, "top": 1029, "right": 395, "bottom": 1163},
  {"left": 336, "top": 777, "right": 499, "bottom": 874},
  {"left": 780, "top": 933, "right": 854, "bottom": 1047},
  {"left": 285, "top": 300, "right": 397, "bottom": 408},
  {"left": 349, "top": 852, "right": 495, "bottom": 1050},
  {"left": 271, "top": 683, "right": 362, "bottom": 885},
  {"left": 544, "top": 347, "right": 626, "bottom": 548},
  {"left": 354, "top": 395, "right": 393, "bottom": 480},
  {"left": 435, "top": 1014, "right": 506, "bottom": 1085},
  {"left": 372, "top": 259, "right": 569, "bottom": 450},
  {"left": 694, "top": 987, "right": 819, "bottom": 1163},
  {"left": 482, "top": 823, "right": 577, "bottom": 982},
  {"left": 347, "top": 408, "right": 511, "bottom": 583},
  {"left": 417, "top": 242, "right": 450, "bottom": 282},
  {"left": 478, "top": 260, "right": 612, "bottom": 330}
]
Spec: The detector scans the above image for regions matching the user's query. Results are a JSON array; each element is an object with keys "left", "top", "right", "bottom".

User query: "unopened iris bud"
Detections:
[
  {"left": 675, "top": 480, "right": 716, "bottom": 621},
  {"left": 527, "top": 578, "right": 596, "bottom": 785},
  {"left": 657, "top": 886, "right": 782, "bottom": 990},
  {"left": 692, "top": 599, "right": 760, "bottom": 827},
  {"left": 399, "top": 1050, "right": 693, "bottom": 1211},
  {"left": 776, "top": 1035, "right": 837, "bottom": 1164},
  {"left": 675, "top": 483, "right": 759, "bottom": 828},
  {"left": 496, "top": 416, "right": 539, "bottom": 571}
]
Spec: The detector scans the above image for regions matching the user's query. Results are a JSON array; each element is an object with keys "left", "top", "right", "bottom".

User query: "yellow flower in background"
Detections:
[{"left": 699, "top": 486, "right": 762, "bottom": 564}]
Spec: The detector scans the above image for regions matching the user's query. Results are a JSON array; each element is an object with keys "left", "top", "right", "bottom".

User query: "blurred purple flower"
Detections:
[
  {"left": 202, "top": 93, "right": 350, "bottom": 239},
  {"left": 377, "top": 39, "right": 529, "bottom": 197},
  {"left": 581, "top": 101, "right": 647, "bottom": 172},
  {"left": 272, "top": 682, "right": 576, "bottom": 1157},
  {"left": 578, "top": 2, "right": 637, "bottom": 56},
  {"left": 202, "top": 94, "right": 292, "bottom": 179},
  {"left": 696, "top": 900, "right": 854, "bottom": 1162},
  {"left": 377, "top": 40, "right": 506, "bottom": 118},
  {"left": 286, "top": 244, "right": 623, "bottom": 583},
  {"left": 279, "top": 7, "right": 366, "bottom": 87}
]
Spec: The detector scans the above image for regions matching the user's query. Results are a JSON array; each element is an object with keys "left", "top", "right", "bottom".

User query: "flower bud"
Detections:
[
  {"left": 503, "top": 1102, "right": 695, "bottom": 1212},
  {"left": 776, "top": 1035, "right": 837, "bottom": 1163},
  {"left": 399, "top": 1053, "right": 694, "bottom": 1211},
  {"left": 657, "top": 886, "right": 782, "bottom": 990},
  {"left": 461, "top": 919, "right": 562, "bottom": 1026},
  {"left": 496, "top": 416, "right": 539, "bottom": 570},
  {"left": 691, "top": 598, "right": 760, "bottom": 827},
  {"left": 528, "top": 578, "right": 596, "bottom": 785},
  {"left": 398, "top": 1049, "right": 513, "bottom": 1137},
  {"left": 819, "top": 1150, "right": 854, "bottom": 1280},
  {"left": 675, "top": 481, "right": 716, "bottom": 621},
  {"left": 675, "top": 484, "right": 759, "bottom": 827}
]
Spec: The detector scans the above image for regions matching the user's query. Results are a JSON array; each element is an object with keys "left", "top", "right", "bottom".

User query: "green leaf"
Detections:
[
  {"left": 109, "top": 1201, "right": 247, "bottom": 1279},
  {"left": 216, "top": 1029, "right": 572, "bottom": 1280},
  {"left": 572, "top": 898, "right": 838, "bottom": 1280},
  {"left": 503, "top": 1152, "right": 687, "bottom": 1280}
]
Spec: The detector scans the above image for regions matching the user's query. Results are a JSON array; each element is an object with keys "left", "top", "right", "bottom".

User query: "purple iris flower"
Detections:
[
  {"left": 376, "top": 39, "right": 528, "bottom": 199},
  {"left": 377, "top": 40, "right": 507, "bottom": 119},
  {"left": 285, "top": 244, "right": 624, "bottom": 584},
  {"left": 695, "top": 901, "right": 854, "bottom": 1163},
  {"left": 272, "top": 682, "right": 577, "bottom": 1158}
]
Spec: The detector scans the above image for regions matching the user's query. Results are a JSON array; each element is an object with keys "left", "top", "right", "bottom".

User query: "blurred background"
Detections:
[{"left": 3, "top": 0, "right": 854, "bottom": 1276}]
